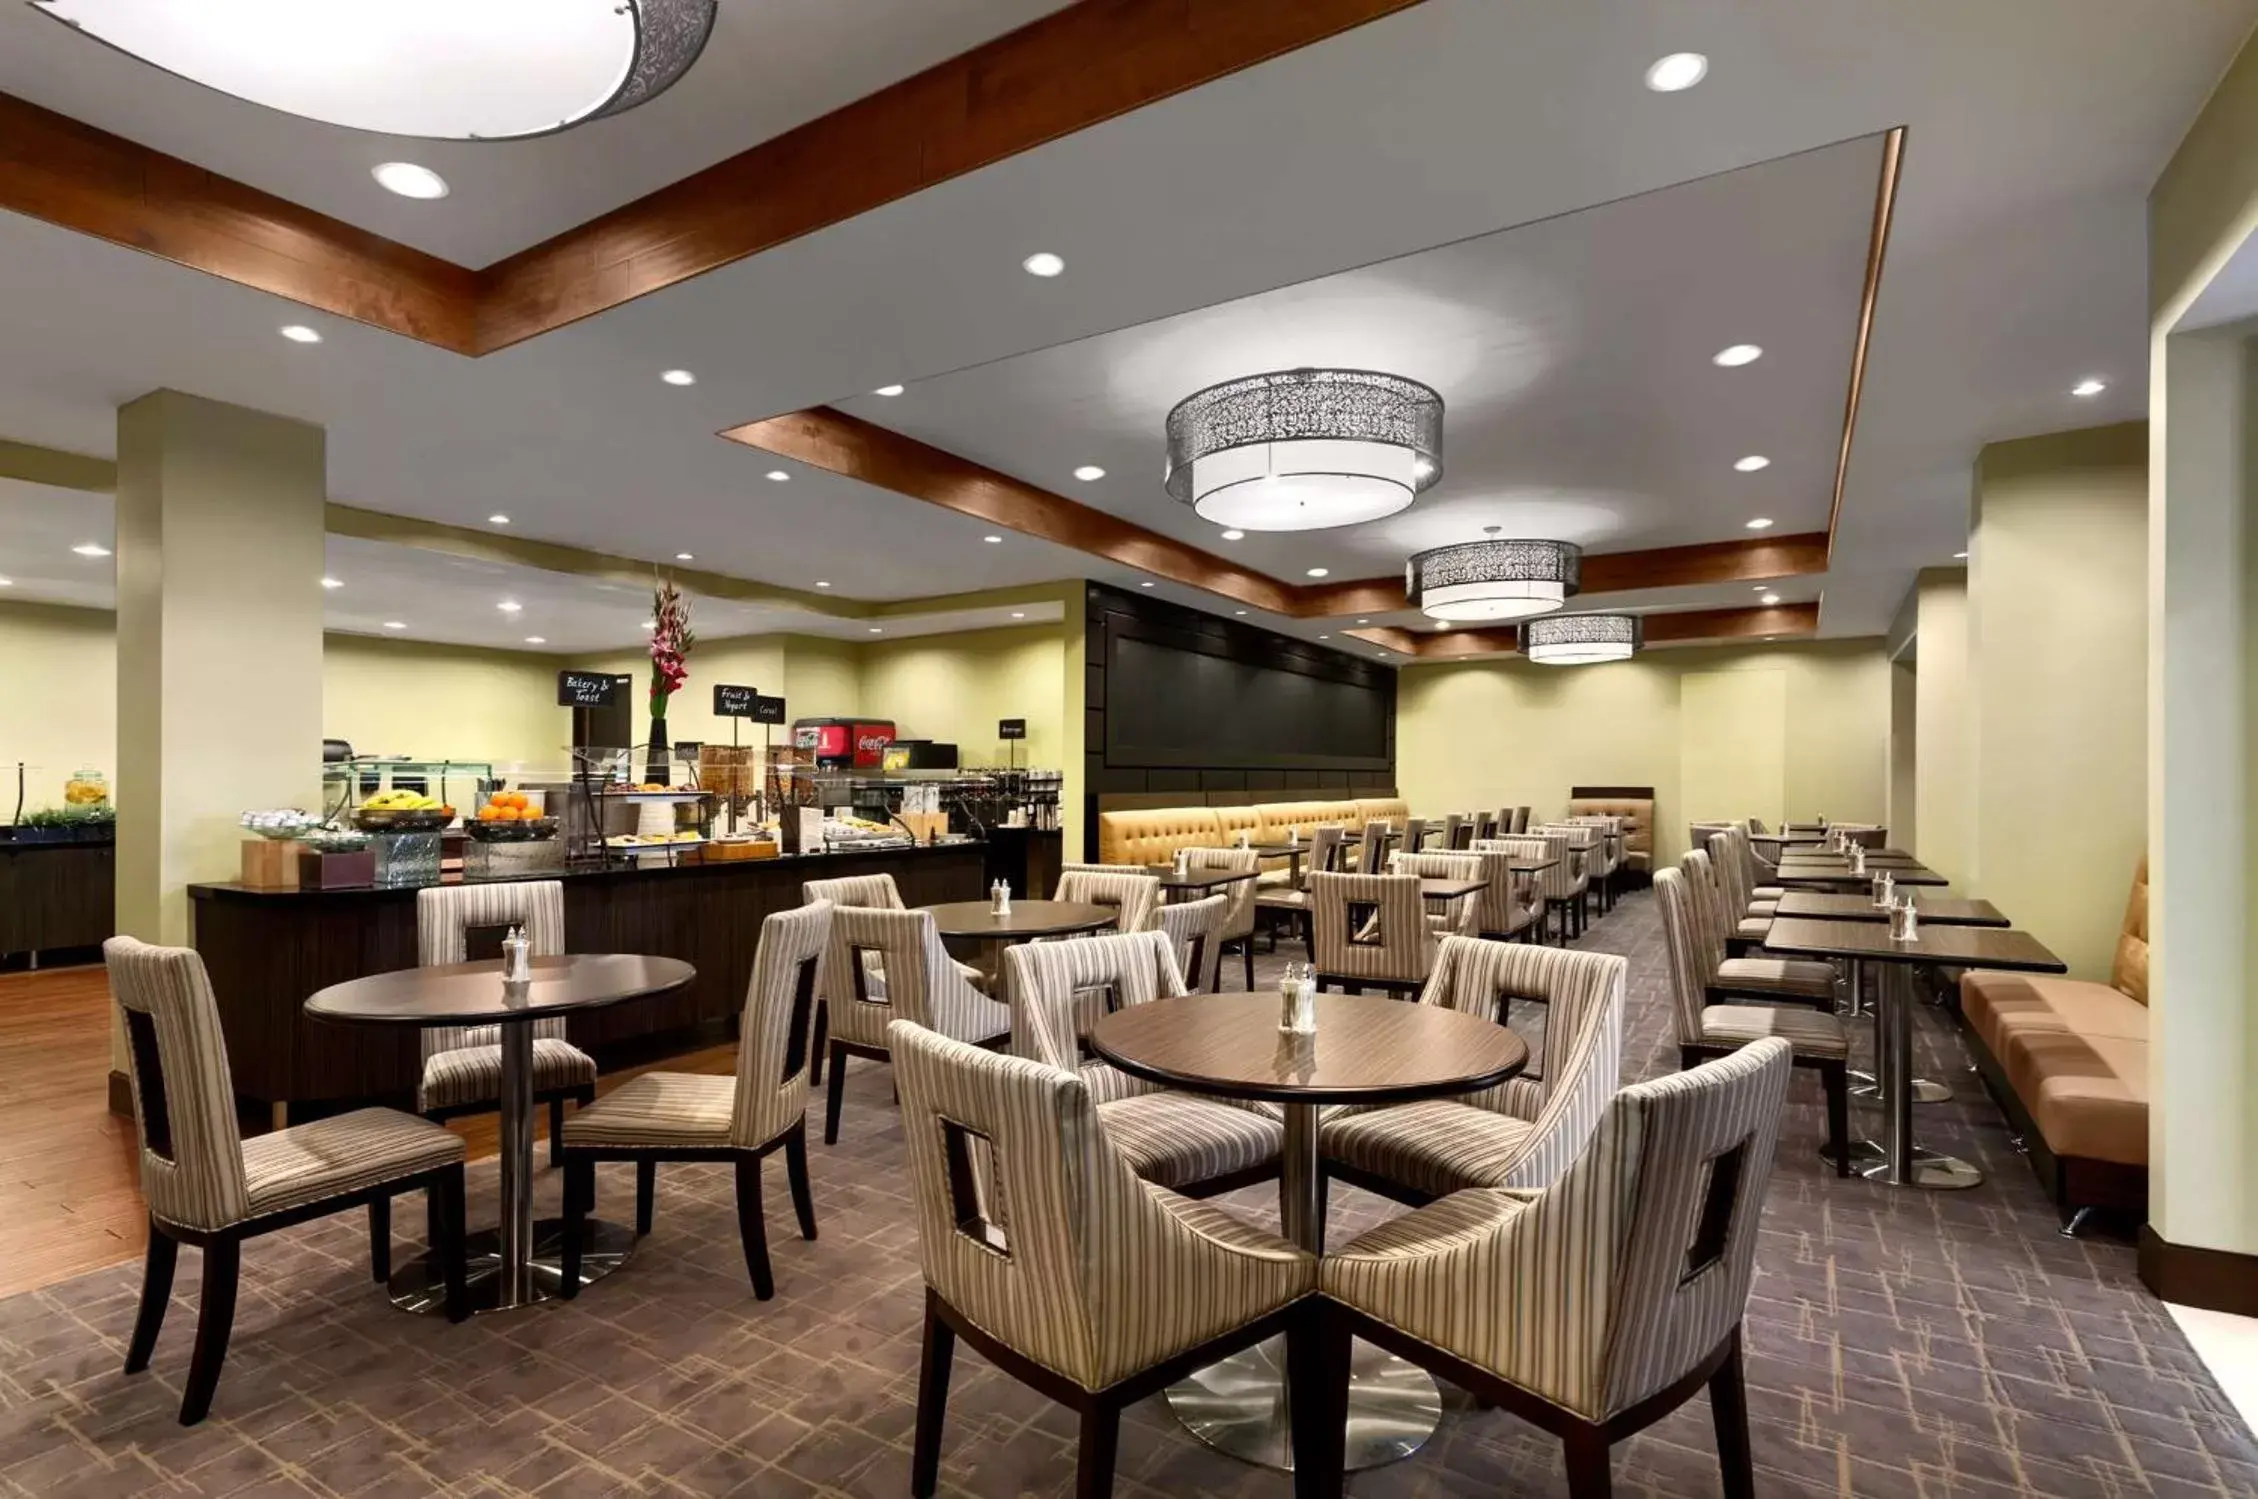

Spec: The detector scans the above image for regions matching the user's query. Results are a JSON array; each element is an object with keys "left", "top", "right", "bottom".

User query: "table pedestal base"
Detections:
[
  {"left": 1849, "top": 1073, "right": 1952, "bottom": 1103},
  {"left": 1166, "top": 1334, "right": 1440, "bottom": 1471},
  {"left": 1860, "top": 1150, "right": 1982, "bottom": 1191},
  {"left": 388, "top": 1217, "right": 636, "bottom": 1315}
]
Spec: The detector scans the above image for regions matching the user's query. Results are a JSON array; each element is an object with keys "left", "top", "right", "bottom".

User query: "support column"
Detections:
[
  {"left": 1910, "top": 569, "right": 1970, "bottom": 884},
  {"left": 1967, "top": 423, "right": 2147, "bottom": 979},
  {"left": 114, "top": 390, "right": 325, "bottom": 948}
]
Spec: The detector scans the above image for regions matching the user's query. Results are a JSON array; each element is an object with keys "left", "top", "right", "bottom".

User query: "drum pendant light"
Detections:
[
  {"left": 1164, "top": 368, "right": 1443, "bottom": 532},
  {"left": 1407, "top": 528, "right": 1581, "bottom": 623},
  {"left": 1523, "top": 612, "right": 1642, "bottom": 665}
]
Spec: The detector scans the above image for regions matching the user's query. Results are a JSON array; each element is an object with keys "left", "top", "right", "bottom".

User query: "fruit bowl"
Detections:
[
  {"left": 352, "top": 808, "right": 453, "bottom": 833},
  {"left": 241, "top": 809, "right": 323, "bottom": 840},
  {"left": 464, "top": 816, "right": 559, "bottom": 843}
]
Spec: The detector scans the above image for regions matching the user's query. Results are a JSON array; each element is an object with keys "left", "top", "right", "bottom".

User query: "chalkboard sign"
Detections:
[
  {"left": 998, "top": 718, "right": 1028, "bottom": 740},
  {"left": 752, "top": 695, "right": 788, "bottom": 725},
  {"left": 713, "top": 683, "right": 759, "bottom": 718},
  {"left": 558, "top": 670, "right": 625, "bottom": 708}
]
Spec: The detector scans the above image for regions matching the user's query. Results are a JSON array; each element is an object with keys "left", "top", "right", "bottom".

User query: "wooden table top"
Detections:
[
  {"left": 1142, "top": 865, "right": 1261, "bottom": 892},
  {"left": 1773, "top": 892, "right": 2009, "bottom": 926},
  {"left": 1759, "top": 917, "right": 2066, "bottom": 972},
  {"left": 1508, "top": 858, "right": 1557, "bottom": 873},
  {"left": 922, "top": 900, "right": 1118, "bottom": 939},
  {"left": 1089, "top": 993, "right": 1529, "bottom": 1106},
  {"left": 305, "top": 954, "right": 695, "bottom": 1025},
  {"left": 1417, "top": 877, "right": 1487, "bottom": 900},
  {"left": 1773, "top": 864, "right": 1949, "bottom": 888}
]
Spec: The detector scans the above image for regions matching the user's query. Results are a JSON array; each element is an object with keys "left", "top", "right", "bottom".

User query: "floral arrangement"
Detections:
[{"left": 649, "top": 579, "right": 695, "bottom": 718}]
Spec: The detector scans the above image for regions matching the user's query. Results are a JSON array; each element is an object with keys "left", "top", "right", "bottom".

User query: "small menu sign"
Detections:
[
  {"left": 712, "top": 683, "right": 759, "bottom": 718},
  {"left": 752, "top": 695, "right": 788, "bottom": 725},
  {"left": 998, "top": 718, "right": 1028, "bottom": 741},
  {"left": 558, "top": 670, "right": 624, "bottom": 708}
]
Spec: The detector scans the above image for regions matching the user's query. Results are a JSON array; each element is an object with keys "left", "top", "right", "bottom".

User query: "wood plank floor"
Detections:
[{"left": 0, "top": 961, "right": 736, "bottom": 1299}]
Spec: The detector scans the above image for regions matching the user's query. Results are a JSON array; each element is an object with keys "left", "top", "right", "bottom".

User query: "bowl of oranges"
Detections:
[{"left": 467, "top": 791, "right": 559, "bottom": 842}]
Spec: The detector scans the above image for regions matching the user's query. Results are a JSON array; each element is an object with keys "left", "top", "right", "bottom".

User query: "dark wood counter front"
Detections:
[
  {"left": 189, "top": 842, "right": 985, "bottom": 1110},
  {"left": 0, "top": 840, "right": 115, "bottom": 961}
]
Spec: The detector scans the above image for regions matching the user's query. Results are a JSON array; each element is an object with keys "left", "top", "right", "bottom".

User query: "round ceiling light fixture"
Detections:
[
  {"left": 1407, "top": 528, "right": 1580, "bottom": 623},
  {"left": 31, "top": 0, "right": 717, "bottom": 140},
  {"left": 1165, "top": 368, "right": 1443, "bottom": 532},
  {"left": 1523, "top": 612, "right": 1641, "bottom": 666}
]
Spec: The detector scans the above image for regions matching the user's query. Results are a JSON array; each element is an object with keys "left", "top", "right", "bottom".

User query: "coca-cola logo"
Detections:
[{"left": 857, "top": 732, "right": 891, "bottom": 752}]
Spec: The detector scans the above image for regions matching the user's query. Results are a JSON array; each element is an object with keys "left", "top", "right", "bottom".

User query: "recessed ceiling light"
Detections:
[
  {"left": 1752, "top": 585, "right": 1767, "bottom": 592},
  {"left": 1645, "top": 52, "right": 1709, "bottom": 92},
  {"left": 1022, "top": 251, "right": 1065, "bottom": 278},
  {"left": 1140, "top": 581, "right": 1155, "bottom": 588},
  {"left": 1357, "top": 618, "right": 1369, "bottom": 625},
  {"left": 488, "top": 514, "right": 510, "bottom": 526},
  {"left": 1010, "top": 611, "right": 1026, "bottom": 619},
  {"left": 280, "top": 324, "right": 322, "bottom": 344},
  {"left": 321, "top": 576, "right": 343, "bottom": 589},
  {"left": 382, "top": 620, "right": 406, "bottom": 630},
  {"left": 1234, "top": 610, "right": 1248, "bottom": 616},
  {"left": 873, "top": 384, "right": 905, "bottom": 398},
  {"left": 1712, "top": 343, "right": 1762, "bottom": 367},
  {"left": 497, "top": 600, "right": 522, "bottom": 614},
  {"left": 983, "top": 535, "right": 1003, "bottom": 544},
  {"left": 661, "top": 369, "right": 697, "bottom": 387},
  {"left": 1734, "top": 455, "right": 1771, "bottom": 472},
  {"left": 1073, "top": 465, "right": 1106, "bottom": 482},
  {"left": 1220, "top": 529, "right": 1245, "bottom": 541},
  {"left": 766, "top": 470, "right": 789, "bottom": 482},
  {"left": 1318, "top": 634, "right": 1330, "bottom": 640},
  {"left": 524, "top": 636, "right": 546, "bottom": 645},
  {"left": 814, "top": 580, "right": 831, "bottom": 588},
  {"left": 1954, "top": 550, "right": 1969, "bottom": 560},
  {"left": 1306, "top": 567, "right": 1330, "bottom": 578},
  {"left": 72, "top": 543, "right": 111, "bottom": 558},
  {"left": 868, "top": 626, "right": 884, "bottom": 634},
  {"left": 2072, "top": 378, "right": 2107, "bottom": 398},
  {"left": 0, "top": 577, "right": 12, "bottom": 588},
  {"left": 1760, "top": 593, "right": 1782, "bottom": 606},
  {"left": 675, "top": 552, "right": 694, "bottom": 561},
  {"left": 1744, "top": 517, "right": 1775, "bottom": 531},
  {"left": 371, "top": 161, "right": 448, "bottom": 199}
]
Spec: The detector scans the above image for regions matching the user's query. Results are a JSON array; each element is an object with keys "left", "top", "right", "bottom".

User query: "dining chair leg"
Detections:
[
  {"left": 1822, "top": 1063, "right": 1851, "bottom": 1178},
  {"left": 1074, "top": 1402, "right": 1121, "bottom": 1499},
  {"left": 435, "top": 1168, "right": 469, "bottom": 1323},
  {"left": 367, "top": 1195, "right": 391, "bottom": 1282},
  {"left": 1709, "top": 1333, "right": 1756, "bottom": 1499},
  {"left": 733, "top": 1156, "right": 775, "bottom": 1300},
  {"left": 180, "top": 1237, "right": 241, "bottom": 1426},
  {"left": 911, "top": 1296, "right": 956, "bottom": 1499},
  {"left": 824, "top": 1042, "right": 850, "bottom": 1145},
  {"left": 784, "top": 1121, "right": 819, "bottom": 1240},
  {"left": 1561, "top": 1425, "right": 1614, "bottom": 1499},
  {"left": 124, "top": 1224, "right": 176, "bottom": 1375},
  {"left": 548, "top": 1097, "right": 566, "bottom": 1161},
  {"left": 634, "top": 1160, "right": 656, "bottom": 1236},
  {"left": 1287, "top": 1300, "right": 1351, "bottom": 1499},
  {"left": 1242, "top": 939, "right": 1255, "bottom": 991},
  {"left": 809, "top": 1002, "right": 829, "bottom": 1085},
  {"left": 560, "top": 1157, "right": 592, "bottom": 1299}
]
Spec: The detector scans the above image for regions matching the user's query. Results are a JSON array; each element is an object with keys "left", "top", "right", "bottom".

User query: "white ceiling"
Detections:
[
  {"left": 0, "top": 0, "right": 1075, "bottom": 267},
  {"left": 0, "top": 0, "right": 2246, "bottom": 651}
]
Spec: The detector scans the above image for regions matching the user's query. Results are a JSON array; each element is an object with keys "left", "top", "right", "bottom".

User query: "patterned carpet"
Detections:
[{"left": 2, "top": 892, "right": 2252, "bottom": 1498}]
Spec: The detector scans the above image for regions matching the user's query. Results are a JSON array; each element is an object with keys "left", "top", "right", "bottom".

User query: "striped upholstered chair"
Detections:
[
  {"left": 1657, "top": 868, "right": 1851, "bottom": 1176},
  {"left": 1309, "top": 871, "right": 1437, "bottom": 996},
  {"left": 1469, "top": 838, "right": 1547, "bottom": 941},
  {"left": 1154, "top": 891, "right": 1230, "bottom": 994},
  {"left": 1385, "top": 849, "right": 1484, "bottom": 936},
  {"left": 1303, "top": 1039, "right": 1795, "bottom": 1499},
  {"left": 818, "top": 905, "right": 1011, "bottom": 1144},
  {"left": 1680, "top": 850, "right": 1838, "bottom": 1014},
  {"left": 1181, "top": 846, "right": 1261, "bottom": 988},
  {"left": 107, "top": 938, "right": 469, "bottom": 1424},
  {"left": 1054, "top": 867, "right": 1162, "bottom": 936},
  {"left": 1253, "top": 824, "right": 1347, "bottom": 955},
  {"left": 892, "top": 1021, "right": 1325, "bottom": 1499},
  {"left": 558, "top": 902, "right": 833, "bottom": 1300},
  {"left": 1320, "top": 938, "right": 1623, "bottom": 1207},
  {"left": 802, "top": 873, "right": 988, "bottom": 1082},
  {"left": 415, "top": 881, "right": 596, "bottom": 1155},
  {"left": 1005, "top": 931, "right": 1283, "bottom": 1196},
  {"left": 1537, "top": 822, "right": 1600, "bottom": 936},
  {"left": 1707, "top": 830, "right": 1779, "bottom": 947},
  {"left": 1523, "top": 829, "right": 1577, "bottom": 944}
]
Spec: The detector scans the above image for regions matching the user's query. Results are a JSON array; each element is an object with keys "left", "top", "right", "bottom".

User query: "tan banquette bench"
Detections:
[
  {"left": 1960, "top": 859, "right": 2148, "bottom": 1222},
  {"left": 1097, "top": 798, "right": 1405, "bottom": 870},
  {"left": 1566, "top": 793, "right": 1656, "bottom": 876}
]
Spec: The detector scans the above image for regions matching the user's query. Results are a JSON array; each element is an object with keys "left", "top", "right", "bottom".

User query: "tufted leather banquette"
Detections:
[{"left": 1096, "top": 798, "right": 1400, "bottom": 868}]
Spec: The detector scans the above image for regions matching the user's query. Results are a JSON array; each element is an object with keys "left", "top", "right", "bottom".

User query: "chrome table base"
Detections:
[
  {"left": 390, "top": 1217, "right": 635, "bottom": 1315},
  {"left": 1871, "top": 962, "right": 1982, "bottom": 1190},
  {"left": 1167, "top": 1334, "right": 1441, "bottom": 1471}
]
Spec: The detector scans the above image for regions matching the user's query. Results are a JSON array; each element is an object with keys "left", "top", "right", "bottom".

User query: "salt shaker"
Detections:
[
  {"left": 1278, "top": 961, "right": 1303, "bottom": 1031},
  {"left": 1889, "top": 893, "right": 1919, "bottom": 942},
  {"left": 990, "top": 879, "right": 1011, "bottom": 916},
  {"left": 1175, "top": 847, "right": 1190, "bottom": 877},
  {"left": 502, "top": 923, "right": 532, "bottom": 983},
  {"left": 1849, "top": 843, "right": 1866, "bottom": 875},
  {"left": 1871, "top": 869, "right": 1895, "bottom": 908},
  {"left": 1293, "top": 966, "right": 1317, "bottom": 1034}
]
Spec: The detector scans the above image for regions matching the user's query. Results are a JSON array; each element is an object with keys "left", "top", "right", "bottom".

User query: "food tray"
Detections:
[{"left": 463, "top": 817, "right": 561, "bottom": 843}]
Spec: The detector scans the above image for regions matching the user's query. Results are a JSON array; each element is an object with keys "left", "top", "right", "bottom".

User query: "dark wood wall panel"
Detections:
[{"left": 0, "top": 844, "right": 115, "bottom": 957}]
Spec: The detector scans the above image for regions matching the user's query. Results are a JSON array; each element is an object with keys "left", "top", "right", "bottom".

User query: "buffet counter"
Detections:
[
  {"left": 0, "top": 839, "right": 115, "bottom": 962},
  {"left": 188, "top": 840, "right": 986, "bottom": 1114}
]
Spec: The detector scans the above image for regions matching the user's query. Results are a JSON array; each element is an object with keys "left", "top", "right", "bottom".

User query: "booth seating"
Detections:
[
  {"left": 1960, "top": 861, "right": 2149, "bottom": 1225},
  {"left": 1096, "top": 798, "right": 1409, "bottom": 873},
  {"left": 1565, "top": 793, "right": 1655, "bottom": 878}
]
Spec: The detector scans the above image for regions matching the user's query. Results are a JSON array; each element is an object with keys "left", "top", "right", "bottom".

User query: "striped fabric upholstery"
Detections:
[
  {"left": 1054, "top": 869, "right": 1161, "bottom": 936},
  {"left": 1156, "top": 893, "right": 1230, "bottom": 993},
  {"left": 106, "top": 937, "right": 463, "bottom": 1233},
  {"left": 1468, "top": 840, "right": 1544, "bottom": 938},
  {"left": 1683, "top": 851, "right": 1835, "bottom": 997},
  {"left": 1386, "top": 850, "right": 1482, "bottom": 936},
  {"left": 1537, "top": 824, "right": 1597, "bottom": 897},
  {"left": 1706, "top": 831, "right": 1774, "bottom": 920},
  {"left": 1311, "top": 872, "right": 1435, "bottom": 985},
  {"left": 415, "top": 881, "right": 571, "bottom": 1055},
  {"left": 823, "top": 906, "right": 1010, "bottom": 1049},
  {"left": 1350, "top": 820, "right": 1390, "bottom": 874},
  {"left": 1323, "top": 1038, "right": 1793, "bottom": 1420},
  {"left": 802, "top": 872, "right": 905, "bottom": 910},
  {"left": 1655, "top": 869, "right": 1849, "bottom": 1058},
  {"left": 1321, "top": 939, "right": 1624, "bottom": 1196},
  {"left": 566, "top": 902, "right": 834, "bottom": 1150},
  {"left": 1523, "top": 830, "right": 1576, "bottom": 908},
  {"left": 890, "top": 1020, "right": 1314, "bottom": 1392},
  {"left": 1181, "top": 847, "right": 1259, "bottom": 941},
  {"left": 418, "top": 1039, "right": 601, "bottom": 1112},
  {"left": 1698, "top": 1004, "right": 1850, "bottom": 1057}
]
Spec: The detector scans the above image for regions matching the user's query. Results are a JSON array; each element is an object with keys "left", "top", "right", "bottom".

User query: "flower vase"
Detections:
[{"left": 646, "top": 715, "right": 670, "bottom": 786}]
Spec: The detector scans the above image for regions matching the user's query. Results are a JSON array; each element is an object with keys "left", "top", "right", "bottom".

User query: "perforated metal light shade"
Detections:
[
  {"left": 31, "top": 0, "right": 716, "bottom": 140},
  {"left": 1523, "top": 612, "right": 1641, "bottom": 666},
  {"left": 1164, "top": 369, "right": 1443, "bottom": 532},
  {"left": 1407, "top": 537, "right": 1581, "bottom": 622}
]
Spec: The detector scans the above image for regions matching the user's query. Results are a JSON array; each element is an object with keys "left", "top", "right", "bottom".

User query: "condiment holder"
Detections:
[
  {"left": 1871, "top": 869, "right": 1895, "bottom": 908},
  {"left": 1888, "top": 894, "right": 1920, "bottom": 942},
  {"left": 989, "top": 879, "right": 1012, "bottom": 916},
  {"left": 1277, "top": 961, "right": 1317, "bottom": 1034}
]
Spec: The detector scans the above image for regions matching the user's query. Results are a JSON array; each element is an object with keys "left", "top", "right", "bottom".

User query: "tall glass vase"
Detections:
[{"left": 645, "top": 714, "right": 670, "bottom": 786}]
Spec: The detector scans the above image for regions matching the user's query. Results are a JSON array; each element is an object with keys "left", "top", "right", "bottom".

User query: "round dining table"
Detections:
[
  {"left": 305, "top": 953, "right": 694, "bottom": 1315},
  {"left": 922, "top": 899, "right": 1116, "bottom": 1001},
  {"left": 1090, "top": 993, "right": 1529, "bottom": 1471}
]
